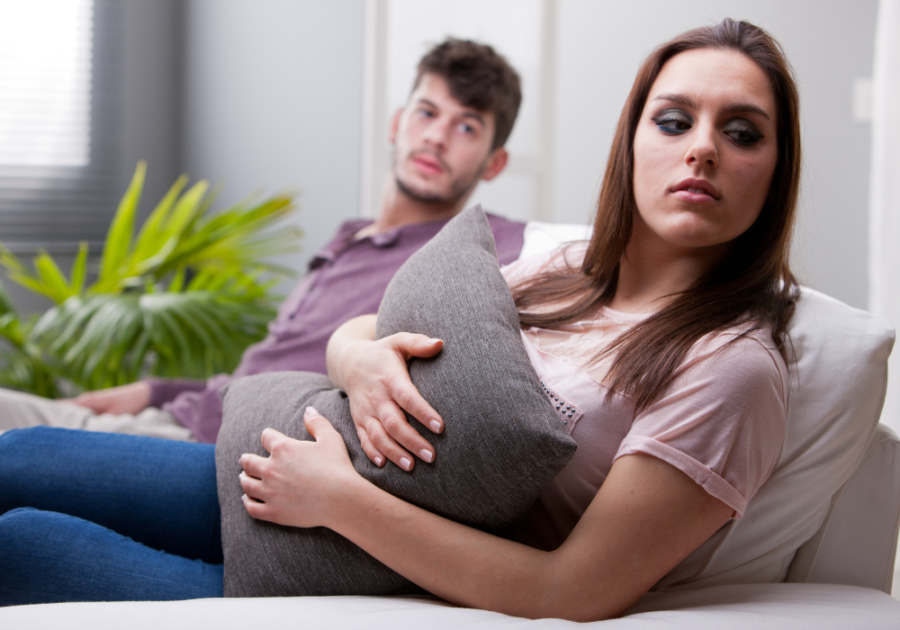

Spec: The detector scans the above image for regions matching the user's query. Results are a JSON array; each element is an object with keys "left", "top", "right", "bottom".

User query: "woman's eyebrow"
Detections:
[{"left": 652, "top": 93, "right": 771, "bottom": 120}]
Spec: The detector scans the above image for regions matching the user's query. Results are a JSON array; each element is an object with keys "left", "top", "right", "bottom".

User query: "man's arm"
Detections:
[
  {"left": 67, "top": 378, "right": 208, "bottom": 415},
  {"left": 144, "top": 377, "right": 208, "bottom": 407},
  {"left": 66, "top": 381, "right": 152, "bottom": 415}
]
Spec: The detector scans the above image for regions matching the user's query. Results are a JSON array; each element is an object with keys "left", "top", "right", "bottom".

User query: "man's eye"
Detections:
[
  {"left": 418, "top": 108, "right": 435, "bottom": 118},
  {"left": 458, "top": 123, "right": 475, "bottom": 135},
  {"left": 652, "top": 113, "right": 692, "bottom": 135}
]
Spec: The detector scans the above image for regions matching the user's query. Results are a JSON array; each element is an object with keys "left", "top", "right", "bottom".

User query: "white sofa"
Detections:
[
  {"left": 3, "top": 223, "right": 900, "bottom": 628},
  {"left": 4, "top": 433, "right": 898, "bottom": 629}
]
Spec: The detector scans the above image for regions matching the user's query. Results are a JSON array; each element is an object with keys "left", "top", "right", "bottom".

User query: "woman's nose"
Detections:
[{"left": 685, "top": 125, "right": 719, "bottom": 168}]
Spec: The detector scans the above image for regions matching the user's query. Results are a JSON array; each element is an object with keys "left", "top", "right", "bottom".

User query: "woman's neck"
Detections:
[{"left": 609, "top": 237, "right": 725, "bottom": 314}]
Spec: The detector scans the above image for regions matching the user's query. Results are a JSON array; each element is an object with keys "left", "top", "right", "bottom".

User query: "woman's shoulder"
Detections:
[
  {"left": 622, "top": 323, "right": 789, "bottom": 520},
  {"left": 680, "top": 325, "right": 789, "bottom": 403}
]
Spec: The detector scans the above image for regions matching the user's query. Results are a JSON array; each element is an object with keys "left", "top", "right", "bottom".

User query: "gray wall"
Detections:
[
  {"left": 182, "top": 0, "right": 365, "bottom": 293},
  {"left": 553, "top": 0, "right": 878, "bottom": 309},
  {"left": 120, "top": 0, "right": 184, "bottom": 227}
]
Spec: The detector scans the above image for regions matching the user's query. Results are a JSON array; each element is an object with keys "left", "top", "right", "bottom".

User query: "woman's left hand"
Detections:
[{"left": 238, "top": 407, "right": 356, "bottom": 529}]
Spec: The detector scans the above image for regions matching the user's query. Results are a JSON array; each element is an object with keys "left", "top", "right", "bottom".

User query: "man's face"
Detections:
[{"left": 390, "top": 74, "right": 503, "bottom": 205}]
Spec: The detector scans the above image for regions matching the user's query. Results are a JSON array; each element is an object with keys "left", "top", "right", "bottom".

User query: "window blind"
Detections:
[{"left": 0, "top": 0, "right": 121, "bottom": 252}]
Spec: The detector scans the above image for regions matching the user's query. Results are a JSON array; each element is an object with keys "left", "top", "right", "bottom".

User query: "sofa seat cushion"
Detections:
[{"left": 3, "top": 584, "right": 899, "bottom": 629}]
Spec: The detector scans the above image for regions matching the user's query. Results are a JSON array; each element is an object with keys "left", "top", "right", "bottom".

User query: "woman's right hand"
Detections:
[{"left": 327, "top": 315, "right": 444, "bottom": 471}]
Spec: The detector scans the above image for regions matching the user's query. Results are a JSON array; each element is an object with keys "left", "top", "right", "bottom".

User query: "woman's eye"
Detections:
[
  {"left": 652, "top": 113, "right": 692, "bottom": 135},
  {"left": 724, "top": 123, "right": 764, "bottom": 147}
]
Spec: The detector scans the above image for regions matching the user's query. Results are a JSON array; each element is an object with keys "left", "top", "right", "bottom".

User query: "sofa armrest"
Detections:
[{"left": 787, "top": 424, "right": 900, "bottom": 592}]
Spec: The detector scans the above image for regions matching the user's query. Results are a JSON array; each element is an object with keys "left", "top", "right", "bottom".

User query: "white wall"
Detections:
[
  {"left": 182, "top": 0, "right": 365, "bottom": 285},
  {"left": 368, "top": 0, "right": 553, "bottom": 224},
  {"left": 553, "top": 0, "right": 878, "bottom": 309},
  {"left": 368, "top": 0, "right": 877, "bottom": 308}
]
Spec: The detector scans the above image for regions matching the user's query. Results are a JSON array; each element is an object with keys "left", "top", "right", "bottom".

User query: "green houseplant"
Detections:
[{"left": 0, "top": 162, "right": 301, "bottom": 397}]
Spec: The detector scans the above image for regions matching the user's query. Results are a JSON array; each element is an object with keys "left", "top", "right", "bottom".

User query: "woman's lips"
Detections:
[
  {"left": 671, "top": 179, "right": 720, "bottom": 203},
  {"left": 672, "top": 187, "right": 718, "bottom": 203}
]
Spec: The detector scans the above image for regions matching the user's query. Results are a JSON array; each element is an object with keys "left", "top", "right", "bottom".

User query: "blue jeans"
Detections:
[{"left": 0, "top": 426, "right": 224, "bottom": 605}]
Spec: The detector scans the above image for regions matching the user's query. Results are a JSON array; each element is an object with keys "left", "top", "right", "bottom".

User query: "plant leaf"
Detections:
[
  {"left": 3, "top": 162, "right": 298, "bottom": 396},
  {"left": 97, "top": 161, "right": 146, "bottom": 289},
  {"left": 131, "top": 173, "right": 189, "bottom": 263},
  {"left": 0, "top": 278, "right": 16, "bottom": 317},
  {"left": 70, "top": 242, "right": 89, "bottom": 294},
  {"left": 33, "top": 251, "right": 73, "bottom": 304}
]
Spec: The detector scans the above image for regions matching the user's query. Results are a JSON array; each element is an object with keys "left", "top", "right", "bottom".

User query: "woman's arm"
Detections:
[
  {"left": 325, "top": 315, "right": 444, "bottom": 470},
  {"left": 239, "top": 409, "right": 733, "bottom": 622}
]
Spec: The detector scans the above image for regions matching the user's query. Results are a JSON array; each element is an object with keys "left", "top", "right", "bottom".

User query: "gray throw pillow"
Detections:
[{"left": 215, "top": 205, "right": 577, "bottom": 597}]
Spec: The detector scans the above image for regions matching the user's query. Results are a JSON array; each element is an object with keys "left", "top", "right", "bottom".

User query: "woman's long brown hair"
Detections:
[{"left": 513, "top": 19, "right": 801, "bottom": 412}]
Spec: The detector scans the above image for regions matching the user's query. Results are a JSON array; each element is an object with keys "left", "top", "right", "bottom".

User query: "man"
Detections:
[{"left": 0, "top": 38, "right": 526, "bottom": 445}]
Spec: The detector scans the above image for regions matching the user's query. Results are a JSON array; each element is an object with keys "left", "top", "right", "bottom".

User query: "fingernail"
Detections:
[
  {"left": 305, "top": 406, "right": 318, "bottom": 417},
  {"left": 428, "top": 419, "right": 441, "bottom": 433},
  {"left": 241, "top": 494, "right": 247, "bottom": 502},
  {"left": 400, "top": 457, "right": 412, "bottom": 471},
  {"left": 374, "top": 456, "right": 383, "bottom": 467},
  {"left": 429, "top": 338, "right": 442, "bottom": 344},
  {"left": 419, "top": 449, "right": 433, "bottom": 463}
]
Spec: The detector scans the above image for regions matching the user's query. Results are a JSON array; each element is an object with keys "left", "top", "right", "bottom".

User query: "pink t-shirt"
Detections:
[{"left": 502, "top": 244, "right": 789, "bottom": 553}]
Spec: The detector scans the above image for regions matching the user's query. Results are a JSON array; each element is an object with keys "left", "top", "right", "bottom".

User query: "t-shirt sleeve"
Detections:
[
  {"left": 145, "top": 377, "right": 208, "bottom": 408},
  {"left": 614, "top": 333, "right": 788, "bottom": 517},
  {"left": 486, "top": 214, "right": 526, "bottom": 265}
]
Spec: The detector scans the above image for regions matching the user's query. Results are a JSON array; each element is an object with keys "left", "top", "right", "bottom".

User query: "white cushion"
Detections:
[
  {"left": 521, "top": 222, "right": 897, "bottom": 589},
  {"left": 660, "top": 287, "right": 895, "bottom": 588},
  {"left": 519, "top": 221, "right": 591, "bottom": 261}
]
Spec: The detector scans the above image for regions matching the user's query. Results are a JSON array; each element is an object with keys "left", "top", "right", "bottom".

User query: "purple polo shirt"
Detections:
[{"left": 147, "top": 211, "right": 525, "bottom": 443}]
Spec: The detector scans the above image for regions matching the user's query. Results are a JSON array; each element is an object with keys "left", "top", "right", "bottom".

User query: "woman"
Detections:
[
  {"left": 0, "top": 18, "right": 799, "bottom": 621},
  {"left": 238, "top": 17, "right": 798, "bottom": 620}
]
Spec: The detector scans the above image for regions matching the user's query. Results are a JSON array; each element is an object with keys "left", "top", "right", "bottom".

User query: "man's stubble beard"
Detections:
[{"left": 392, "top": 151, "right": 487, "bottom": 206}]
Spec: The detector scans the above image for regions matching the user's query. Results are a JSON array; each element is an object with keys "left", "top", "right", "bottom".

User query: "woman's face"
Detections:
[{"left": 631, "top": 48, "right": 778, "bottom": 260}]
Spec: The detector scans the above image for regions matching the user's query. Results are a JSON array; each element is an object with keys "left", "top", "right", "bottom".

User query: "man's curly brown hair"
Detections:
[{"left": 413, "top": 38, "right": 522, "bottom": 150}]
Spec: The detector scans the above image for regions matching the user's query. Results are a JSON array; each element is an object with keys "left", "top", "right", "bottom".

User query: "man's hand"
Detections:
[{"left": 65, "top": 381, "right": 151, "bottom": 415}]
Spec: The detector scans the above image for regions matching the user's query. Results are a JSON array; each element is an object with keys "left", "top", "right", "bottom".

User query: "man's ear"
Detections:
[
  {"left": 388, "top": 108, "right": 403, "bottom": 144},
  {"left": 480, "top": 148, "right": 509, "bottom": 182}
]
